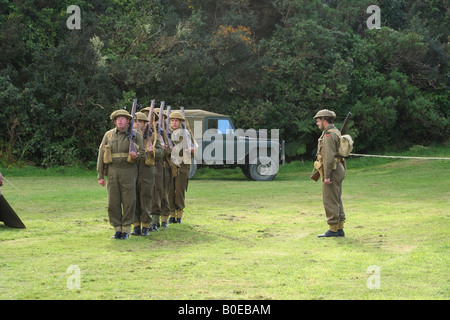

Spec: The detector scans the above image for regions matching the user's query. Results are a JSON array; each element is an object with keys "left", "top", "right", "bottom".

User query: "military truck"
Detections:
[{"left": 181, "top": 109, "right": 285, "bottom": 181}]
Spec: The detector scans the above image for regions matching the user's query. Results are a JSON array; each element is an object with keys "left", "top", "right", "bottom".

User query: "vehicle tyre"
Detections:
[
  {"left": 240, "top": 165, "right": 252, "bottom": 179},
  {"left": 247, "top": 157, "right": 278, "bottom": 181}
]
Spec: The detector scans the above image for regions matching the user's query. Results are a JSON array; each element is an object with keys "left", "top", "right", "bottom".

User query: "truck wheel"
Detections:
[
  {"left": 248, "top": 157, "right": 278, "bottom": 181},
  {"left": 188, "top": 161, "right": 197, "bottom": 180},
  {"left": 240, "top": 165, "right": 252, "bottom": 179}
]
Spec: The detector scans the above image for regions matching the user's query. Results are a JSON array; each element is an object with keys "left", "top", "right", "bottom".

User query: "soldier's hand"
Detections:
[
  {"left": 147, "top": 146, "right": 154, "bottom": 154},
  {"left": 324, "top": 178, "right": 332, "bottom": 185},
  {"left": 98, "top": 178, "right": 105, "bottom": 187},
  {"left": 129, "top": 151, "right": 138, "bottom": 159},
  {"left": 190, "top": 147, "right": 195, "bottom": 154}
]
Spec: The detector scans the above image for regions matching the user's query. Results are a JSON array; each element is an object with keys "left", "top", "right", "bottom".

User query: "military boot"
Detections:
[
  {"left": 120, "top": 233, "right": 129, "bottom": 240},
  {"left": 112, "top": 231, "right": 122, "bottom": 239},
  {"left": 337, "top": 221, "right": 345, "bottom": 237},
  {"left": 161, "top": 222, "right": 168, "bottom": 228},
  {"left": 131, "top": 226, "right": 141, "bottom": 236},
  {"left": 318, "top": 230, "right": 339, "bottom": 237},
  {"left": 168, "top": 217, "right": 176, "bottom": 224},
  {"left": 318, "top": 224, "right": 339, "bottom": 238},
  {"left": 141, "top": 227, "right": 150, "bottom": 236},
  {"left": 151, "top": 224, "right": 159, "bottom": 231},
  {"left": 177, "top": 210, "right": 183, "bottom": 223}
]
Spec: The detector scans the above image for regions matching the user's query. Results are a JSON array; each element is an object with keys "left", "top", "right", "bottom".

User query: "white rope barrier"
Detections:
[{"left": 349, "top": 153, "right": 450, "bottom": 160}]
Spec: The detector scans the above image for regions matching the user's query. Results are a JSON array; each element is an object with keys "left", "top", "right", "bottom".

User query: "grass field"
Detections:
[{"left": 0, "top": 146, "right": 449, "bottom": 300}]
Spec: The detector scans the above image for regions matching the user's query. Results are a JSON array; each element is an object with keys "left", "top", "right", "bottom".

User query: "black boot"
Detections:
[
  {"left": 168, "top": 217, "right": 176, "bottom": 224},
  {"left": 161, "top": 222, "right": 168, "bottom": 229},
  {"left": 176, "top": 218, "right": 182, "bottom": 224},
  {"left": 131, "top": 226, "right": 141, "bottom": 236},
  {"left": 112, "top": 231, "right": 122, "bottom": 239},
  {"left": 151, "top": 224, "right": 159, "bottom": 231},
  {"left": 337, "top": 229, "right": 345, "bottom": 237},
  {"left": 318, "top": 230, "right": 339, "bottom": 238},
  {"left": 120, "top": 233, "right": 129, "bottom": 240},
  {"left": 141, "top": 227, "right": 150, "bottom": 236}
]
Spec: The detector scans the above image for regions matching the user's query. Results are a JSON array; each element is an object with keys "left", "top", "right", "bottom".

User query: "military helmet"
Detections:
[
  {"left": 135, "top": 112, "right": 149, "bottom": 122},
  {"left": 153, "top": 108, "right": 166, "bottom": 119},
  {"left": 140, "top": 107, "right": 159, "bottom": 121},
  {"left": 169, "top": 111, "right": 185, "bottom": 121},
  {"left": 313, "top": 109, "right": 336, "bottom": 119},
  {"left": 110, "top": 109, "right": 132, "bottom": 121},
  {"left": 139, "top": 107, "right": 160, "bottom": 121}
]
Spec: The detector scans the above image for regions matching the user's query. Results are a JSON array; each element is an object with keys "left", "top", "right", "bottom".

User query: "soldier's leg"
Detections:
[
  {"left": 168, "top": 173, "right": 177, "bottom": 222},
  {"left": 107, "top": 166, "right": 123, "bottom": 235},
  {"left": 140, "top": 165, "right": 155, "bottom": 234},
  {"left": 336, "top": 163, "right": 346, "bottom": 235},
  {"left": 132, "top": 176, "right": 142, "bottom": 235},
  {"left": 320, "top": 165, "right": 345, "bottom": 236},
  {"left": 118, "top": 166, "right": 138, "bottom": 237},
  {"left": 174, "top": 163, "right": 189, "bottom": 222}
]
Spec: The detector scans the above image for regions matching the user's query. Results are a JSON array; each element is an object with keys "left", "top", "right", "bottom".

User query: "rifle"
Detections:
[
  {"left": 158, "top": 101, "right": 165, "bottom": 137},
  {"left": 165, "top": 105, "right": 174, "bottom": 149},
  {"left": 128, "top": 99, "right": 138, "bottom": 156},
  {"left": 310, "top": 111, "right": 352, "bottom": 182},
  {"left": 146, "top": 99, "right": 155, "bottom": 149}
]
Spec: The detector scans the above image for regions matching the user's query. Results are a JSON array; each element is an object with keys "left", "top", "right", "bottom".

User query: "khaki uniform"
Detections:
[
  {"left": 134, "top": 129, "right": 163, "bottom": 230},
  {"left": 316, "top": 124, "right": 346, "bottom": 231},
  {"left": 151, "top": 139, "right": 173, "bottom": 225},
  {"left": 97, "top": 127, "right": 144, "bottom": 234},
  {"left": 168, "top": 129, "right": 194, "bottom": 222}
]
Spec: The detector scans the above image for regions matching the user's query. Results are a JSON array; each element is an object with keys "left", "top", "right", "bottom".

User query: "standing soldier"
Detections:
[
  {"left": 168, "top": 111, "right": 196, "bottom": 224},
  {"left": 97, "top": 109, "right": 144, "bottom": 239},
  {"left": 131, "top": 111, "right": 163, "bottom": 236},
  {"left": 313, "top": 109, "right": 346, "bottom": 237},
  {"left": 146, "top": 107, "right": 174, "bottom": 230}
]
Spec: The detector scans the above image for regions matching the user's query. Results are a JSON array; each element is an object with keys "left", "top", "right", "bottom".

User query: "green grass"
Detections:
[{"left": 0, "top": 146, "right": 449, "bottom": 300}]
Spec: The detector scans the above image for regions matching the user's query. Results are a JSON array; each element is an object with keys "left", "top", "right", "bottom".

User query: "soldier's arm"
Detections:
[
  {"left": 154, "top": 134, "right": 164, "bottom": 160},
  {"left": 135, "top": 130, "right": 145, "bottom": 160},
  {"left": 321, "top": 132, "right": 339, "bottom": 179}
]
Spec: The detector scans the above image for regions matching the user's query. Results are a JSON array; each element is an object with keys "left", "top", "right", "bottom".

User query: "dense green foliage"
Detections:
[{"left": 0, "top": 0, "right": 448, "bottom": 167}]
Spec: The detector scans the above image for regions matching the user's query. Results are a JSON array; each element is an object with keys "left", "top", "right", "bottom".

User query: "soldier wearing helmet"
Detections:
[
  {"left": 97, "top": 109, "right": 145, "bottom": 239},
  {"left": 313, "top": 109, "right": 346, "bottom": 237},
  {"left": 168, "top": 110, "right": 196, "bottom": 224},
  {"left": 130, "top": 111, "right": 163, "bottom": 236},
  {"left": 142, "top": 107, "right": 173, "bottom": 230}
]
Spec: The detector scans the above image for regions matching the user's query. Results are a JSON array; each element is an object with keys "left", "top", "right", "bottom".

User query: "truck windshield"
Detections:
[{"left": 207, "top": 118, "right": 234, "bottom": 134}]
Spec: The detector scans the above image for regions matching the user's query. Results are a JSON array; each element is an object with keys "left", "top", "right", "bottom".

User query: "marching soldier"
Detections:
[
  {"left": 97, "top": 109, "right": 144, "bottom": 239},
  {"left": 131, "top": 112, "right": 163, "bottom": 236},
  {"left": 313, "top": 109, "right": 346, "bottom": 237},
  {"left": 168, "top": 111, "right": 196, "bottom": 223},
  {"left": 140, "top": 106, "right": 173, "bottom": 230},
  {"left": 147, "top": 108, "right": 174, "bottom": 230}
]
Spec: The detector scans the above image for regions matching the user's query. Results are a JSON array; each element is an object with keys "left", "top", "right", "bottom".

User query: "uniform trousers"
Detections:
[
  {"left": 107, "top": 162, "right": 137, "bottom": 234},
  {"left": 151, "top": 158, "right": 172, "bottom": 222},
  {"left": 135, "top": 160, "right": 155, "bottom": 227},
  {"left": 322, "top": 162, "right": 346, "bottom": 225},
  {"left": 169, "top": 163, "right": 190, "bottom": 217}
]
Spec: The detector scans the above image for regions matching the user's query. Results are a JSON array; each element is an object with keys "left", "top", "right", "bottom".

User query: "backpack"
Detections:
[
  {"left": 327, "top": 128, "right": 354, "bottom": 158},
  {"left": 338, "top": 134, "right": 354, "bottom": 158}
]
